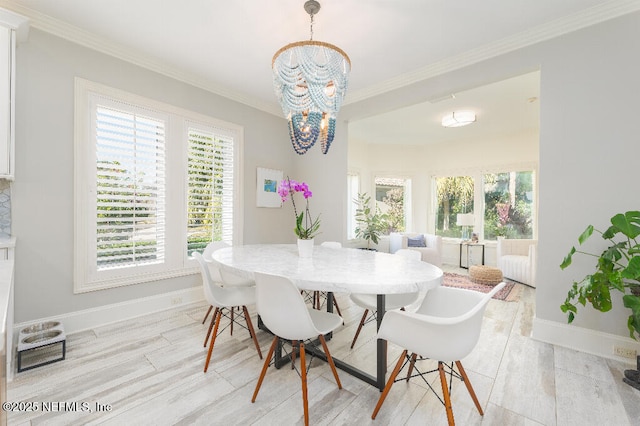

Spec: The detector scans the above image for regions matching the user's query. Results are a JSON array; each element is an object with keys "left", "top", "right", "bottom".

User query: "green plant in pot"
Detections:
[
  {"left": 560, "top": 211, "right": 640, "bottom": 340},
  {"left": 561, "top": 211, "right": 640, "bottom": 390},
  {"left": 354, "top": 192, "right": 387, "bottom": 250}
]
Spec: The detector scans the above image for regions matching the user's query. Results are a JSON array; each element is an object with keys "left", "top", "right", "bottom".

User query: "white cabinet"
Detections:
[
  {"left": 0, "top": 9, "right": 28, "bottom": 181},
  {"left": 0, "top": 25, "right": 13, "bottom": 179}
]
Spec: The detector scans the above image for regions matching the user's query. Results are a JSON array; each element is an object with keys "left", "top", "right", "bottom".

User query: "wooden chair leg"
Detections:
[
  {"left": 202, "top": 305, "right": 213, "bottom": 324},
  {"left": 204, "top": 310, "right": 223, "bottom": 373},
  {"left": 438, "top": 362, "right": 455, "bottom": 426},
  {"left": 455, "top": 360, "right": 484, "bottom": 415},
  {"left": 252, "top": 336, "right": 278, "bottom": 403},
  {"left": 350, "top": 309, "right": 369, "bottom": 349},
  {"left": 406, "top": 353, "right": 418, "bottom": 381},
  {"left": 314, "top": 291, "right": 321, "bottom": 310},
  {"left": 333, "top": 296, "right": 342, "bottom": 317},
  {"left": 319, "top": 334, "right": 342, "bottom": 389},
  {"left": 300, "top": 342, "right": 309, "bottom": 426},
  {"left": 372, "top": 349, "right": 407, "bottom": 419},
  {"left": 243, "top": 305, "right": 263, "bottom": 359},
  {"left": 204, "top": 307, "right": 219, "bottom": 347}
]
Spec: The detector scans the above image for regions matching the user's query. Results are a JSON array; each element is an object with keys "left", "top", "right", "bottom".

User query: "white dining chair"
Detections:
[
  {"left": 251, "top": 272, "right": 343, "bottom": 426},
  {"left": 371, "top": 282, "right": 506, "bottom": 425},
  {"left": 193, "top": 252, "right": 262, "bottom": 373},
  {"left": 200, "top": 241, "right": 255, "bottom": 330},
  {"left": 301, "top": 241, "right": 343, "bottom": 316},
  {"left": 348, "top": 248, "right": 422, "bottom": 349},
  {"left": 200, "top": 241, "right": 229, "bottom": 326}
]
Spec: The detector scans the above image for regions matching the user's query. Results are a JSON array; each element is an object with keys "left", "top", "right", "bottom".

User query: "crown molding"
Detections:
[
  {"left": 1, "top": 0, "right": 639, "bottom": 112},
  {"left": 345, "top": 0, "right": 640, "bottom": 104},
  {"left": 0, "top": 0, "right": 282, "bottom": 116},
  {"left": 0, "top": 6, "right": 28, "bottom": 41}
]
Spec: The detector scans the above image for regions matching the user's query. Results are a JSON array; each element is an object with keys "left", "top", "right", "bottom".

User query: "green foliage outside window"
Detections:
[
  {"left": 483, "top": 171, "right": 533, "bottom": 240},
  {"left": 435, "top": 176, "right": 474, "bottom": 238},
  {"left": 382, "top": 187, "right": 405, "bottom": 233}
]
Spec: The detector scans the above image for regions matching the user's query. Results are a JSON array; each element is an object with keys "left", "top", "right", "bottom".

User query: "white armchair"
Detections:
[
  {"left": 389, "top": 232, "right": 442, "bottom": 267},
  {"left": 496, "top": 237, "right": 537, "bottom": 287}
]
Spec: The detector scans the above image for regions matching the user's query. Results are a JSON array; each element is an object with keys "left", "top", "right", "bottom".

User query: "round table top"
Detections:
[{"left": 211, "top": 244, "right": 443, "bottom": 294}]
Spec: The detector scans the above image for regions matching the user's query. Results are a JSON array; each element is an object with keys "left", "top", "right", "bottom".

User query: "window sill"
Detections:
[{"left": 74, "top": 266, "right": 199, "bottom": 294}]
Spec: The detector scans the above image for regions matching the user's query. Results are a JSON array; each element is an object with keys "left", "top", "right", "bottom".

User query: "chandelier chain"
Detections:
[{"left": 310, "top": 13, "right": 314, "bottom": 40}]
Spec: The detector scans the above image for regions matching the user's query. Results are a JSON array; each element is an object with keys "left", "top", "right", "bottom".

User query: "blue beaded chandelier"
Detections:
[{"left": 272, "top": 0, "right": 351, "bottom": 155}]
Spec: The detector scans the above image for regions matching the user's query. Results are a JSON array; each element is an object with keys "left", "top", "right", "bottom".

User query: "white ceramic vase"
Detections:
[{"left": 297, "top": 238, "right": 314, "bottom": 258}]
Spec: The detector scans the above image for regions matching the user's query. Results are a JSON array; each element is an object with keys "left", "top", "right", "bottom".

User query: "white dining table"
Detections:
[{"left": 211, "top": 244, "right": 443, "bottom": 389}]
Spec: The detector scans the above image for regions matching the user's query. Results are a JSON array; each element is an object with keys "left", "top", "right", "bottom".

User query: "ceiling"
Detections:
[
  {"left": 350, "top": 70, "right": 540, "bottom": 146},
  {"left": 2, "top": 0, "right": 638, "bottom": 145}
]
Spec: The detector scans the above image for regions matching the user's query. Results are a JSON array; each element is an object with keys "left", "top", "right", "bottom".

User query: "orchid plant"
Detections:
[{"left": 278, "top": 178, "right": 321, "bottom": 240}]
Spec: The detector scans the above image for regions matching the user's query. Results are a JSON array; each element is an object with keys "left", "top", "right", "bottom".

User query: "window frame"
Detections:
[
  {"left": 346, "top": 171, "right": 360, "bottom": 240},
  {"left": 74, "top": 78, "right": 243, "bottom": 293},
  {"left": 431, "top": 163, "right": 537, "bottom": 241}
]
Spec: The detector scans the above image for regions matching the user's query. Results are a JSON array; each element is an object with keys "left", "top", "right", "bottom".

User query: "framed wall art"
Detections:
[{"left": 256, "top": 167, "right": 283, "bottom": 208}]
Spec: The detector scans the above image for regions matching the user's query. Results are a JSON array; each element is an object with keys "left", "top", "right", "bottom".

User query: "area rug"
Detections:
[{"left": 442, "top": 272, "right": 520, "bottom": 302}]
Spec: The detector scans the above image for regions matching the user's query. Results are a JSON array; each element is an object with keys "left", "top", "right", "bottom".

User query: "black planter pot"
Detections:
[{"left": 623, "top": 355, "right": 640, "bottom": 391}]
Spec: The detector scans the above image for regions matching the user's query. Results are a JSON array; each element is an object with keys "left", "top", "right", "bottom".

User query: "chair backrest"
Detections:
[
  {"left": 203, "top": 241, "right": 230, "bottom": 260},
  {"left": 254, "top": 272, "right": 321, "bottom": 341},
  {"left": 496, "top": 237, "right": 537, "bottom": 258},
  {"left": 202, "top": 241, "right": 253, "bottom": 286},
  {"left": 193, "top": 252, "right": 233, "bottom": 308},
  {"left": 321, "top": 241, "right": 342, "bottom": 249},
  {"left": 394, "top": 248, "right": 422, "bottom": 261},
  {"left": 380, "top": 282, "right": 505, "bottom": 362},
  {"left": 202, "top": 241, "right": 230, "bottom": 282}
]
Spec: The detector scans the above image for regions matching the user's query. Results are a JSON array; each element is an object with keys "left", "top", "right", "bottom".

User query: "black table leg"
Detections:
[
  {"left": 376, "top": 293, "right": 387, "bottom": 391},
  {"left": 259, "top": 292, "right": 387, "bottom": 390}
]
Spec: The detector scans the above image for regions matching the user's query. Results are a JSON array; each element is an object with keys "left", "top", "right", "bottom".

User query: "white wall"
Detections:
[{"left": 11, "top": 29, "right": 294, "bottom": 323}]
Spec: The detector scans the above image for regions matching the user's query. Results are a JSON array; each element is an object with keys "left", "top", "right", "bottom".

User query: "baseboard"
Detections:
[
  {"left": 532, "top": 317, "right": 640, "bottom": 365},
  {"left": 13, "top": 286, "right": 205, "bottom": 338},
  {"left": 8, "top": 287, "right": 205, "bottom": 381}
]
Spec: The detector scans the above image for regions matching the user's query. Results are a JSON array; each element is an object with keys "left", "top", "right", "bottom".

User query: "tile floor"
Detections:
[{"left": 7, "top": 267, "right": 640, "bottom": 425}]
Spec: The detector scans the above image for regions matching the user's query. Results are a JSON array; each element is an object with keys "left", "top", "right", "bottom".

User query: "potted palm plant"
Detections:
[
  {"left": 354, "top": 192, "right": 387, "bottom": 250},
  {"left": 560, "top": 210, "right": 640, "bottom": 390}
]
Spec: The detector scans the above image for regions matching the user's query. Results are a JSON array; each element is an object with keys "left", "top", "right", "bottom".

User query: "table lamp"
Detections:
[{"left": 456, "top": 213, "right": 474, "bottom": 241}]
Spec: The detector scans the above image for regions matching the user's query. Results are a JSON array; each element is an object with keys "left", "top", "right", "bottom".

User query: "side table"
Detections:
[{"left": 459, "top": 242, "right": 485, "bottom": 269}]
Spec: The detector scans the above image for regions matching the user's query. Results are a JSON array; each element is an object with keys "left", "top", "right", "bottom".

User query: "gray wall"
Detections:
[
  {"left": 343, "top": 11, "right": 640, "bottom": 340},
  {"left": 14, "top": 9, "right": 640, "bottom": 343},
  {"left": 11, "top": 29, "right": 297, "bottom": 323},
  {"left": 535, "top": 12, "right": 640, "bottom": 335}
]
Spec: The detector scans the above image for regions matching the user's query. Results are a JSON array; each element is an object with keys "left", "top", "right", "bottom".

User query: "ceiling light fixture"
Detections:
[
  {"left": 272, "top": 0, "right": 351, "bottom": 155},
  {"left": 442, "top": 111, "right": 476, "bottom": 128}
]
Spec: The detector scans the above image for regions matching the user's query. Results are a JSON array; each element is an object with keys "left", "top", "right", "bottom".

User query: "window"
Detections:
[
  {"left": 434, "top": 176, "right": 474, "bottom": 238},
  {"left": 346, "top": 173, "right": 359, "bottom": 239},
  {"left": 75, "top": 79, "right": 242, "bottom": 292},
  {"left": 95, "top": 105, "right": 167, "bottom": 271},
  {"left": 375, "top": 176, "right": 410, "bottom": 233},
  {"left": 186, "top": 125, "right": 235, "bottom": 256},
  {"left": 483, "top": 171, "right": 534, "bottom": 240},
  {"left": 432, "top": 168, "right": 535, "bottom": 241}
]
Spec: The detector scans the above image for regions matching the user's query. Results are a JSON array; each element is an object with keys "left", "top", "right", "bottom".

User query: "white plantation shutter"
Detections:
[
  {"left": 75, "top": 79, "right": 242, "bottom": 292},
  {"left": 187, "top": 125, "right": 234, "bottom": 255},
  {"left": 95, "top": 105, "right": 166, "bottom": 270}
]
